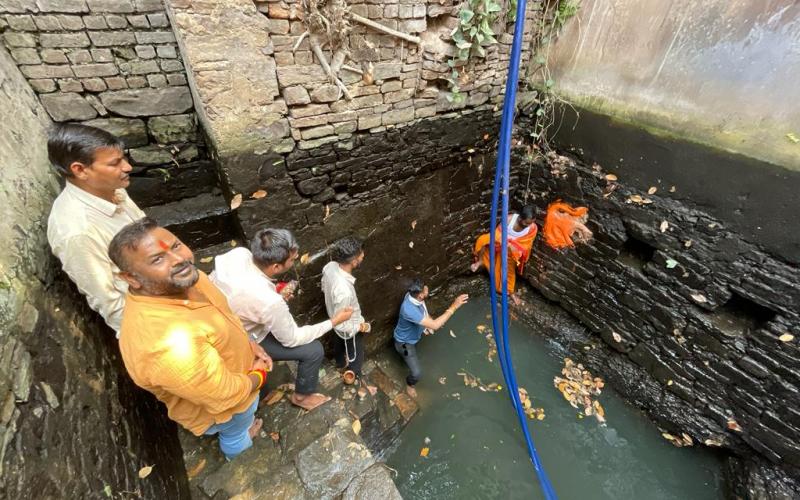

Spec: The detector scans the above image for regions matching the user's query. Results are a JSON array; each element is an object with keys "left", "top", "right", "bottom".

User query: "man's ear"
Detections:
[
  {"left": 117, "top": 271, "right": 142, "bottom": 291},
  {"left": 69, "top": 161, "right": 91, "bottom": 180}
]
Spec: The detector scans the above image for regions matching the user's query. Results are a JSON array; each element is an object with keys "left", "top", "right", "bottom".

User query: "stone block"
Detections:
[
  {"left": 6, "top": 15, "right": 36, "bottom": 31},
  {"left": 310, "top": 84, "right": 340, "bottom": 103},
  {"left": 134, "top": 30, "right": 175, "bottom": 44},
  {"left": 56, "top": 14, "right": 85, "bottom": 29},
  {"left": 3, "top": 32, "right": 36, "bottom": 47},
  {"left": 36, "top": 0, "right": 88, "bottom": 13},
  {"left": 126, "top": 76, "right": 146, "bottom": 88},
  {"left": 399, "top": 19, "right": 426, "bottom": 33},
  {"left": 57, "top": 78, "right": 83, "bottom": 92},
  {"left": 91, "top": 48, "right": 113, "bottom": 62},
  {"left": 146, "top": 73, "right": 167, "bottom": 87},
  {"left": 84, "top": 117, "right": 148, "bottom": 147},
  {"left": 283, "top": 85, "right": 310, "bottom": 106},
  {"left": 128, "top": 145, "right": 172, "bottom": 165},
  {"left": 127, "top": 59, "right": 160, "bottom": 74},
  {"left": 11, "top": 48, "right": 40, "bottom": 65},
  {"left": 126, "top": 14, "right": 149, "bottom": 28},
  {"left": 380, "top": 81, "right": 402, "bottom": 93},
  {"left": 333, "top": 120, "right": 357, "bottom": 135},
  {"left": 368, "top": 5, "right": 382, "bottom": 17},
  {"left": 297, "top": 175, "right": 329, "bottom": 195},
  {"left": 81, "top": 77, "right": 107, "bottom": 92},
  {"left": 104, "top": 14, "right": 128, "bottom": 28},
  {"left": 135, "top": 44, "right": 156, "bottom": 59},
  {"left": 298, "top": 136, "right": 338, "bottom": 150},
  {"left": 398, "top": 4, "right": 412, "bottom": 18},
  {"left": 88, "top": 31, "right": 135, "bottom": 46},
  {"left": 290, "top": 114, "right": 330, "bottom": 129},
  {"left": 276, "top": 65, "right": 327, "bottom": 87},
  {"left": 267, "top": 18, "right": 289, "bottom": 34},
  {"left": 300, "top": 125, "right": 334, "bottom": 140},
  {"left": 330, "top": 93, "right": 384, "bottom": 113},
  {"left": 384, "top": 5, "right": 398, "bottom": 17},
  {"left": 412, "top": 4, "right": 426, "bottom": 17},
  {"left": 342, "top": 463, "right": 402, "bottom": 500},
  {"left": 72, "top": 63, "right": 118, "bottom": 78},
  {"left": 104, "top": 76, "right": 127, "bottom": 89},
  {"left": 147, "top": 114, "right": 195, "bottom": 144},
  {"left": 20, "top": 64, "right": 74, "bottom": 79},
  {"left": 40, "top": 48, "right": 69, "bottom": 64},
  {"left": 40, "top": 92, "right": 97, "bottom": 121},
  {"left": 372, "top": 62, "right": 402, "bottom": 80},
  {"left": 99, "top": 86, "right": 193, "bottom": 116},
  {"left": 29, "top": 79, "right": 58, "bottom": 93},
  {"left": 87, "top": 0, "right": 133, "bottom": 12},
  {"left": 274, "top": 52, "right": 294, "bottom": 66},
  {"left": 166, "top": 73, "right": 186, "bottom": 86},
  {"left": 288, "top": 103, "right": 330, "bottom": 118},
  {"left": 147, "top": 13, "right": 168, "bottom": 27},
  {"left": 381, "top": 107, "right": 414, "bottom": 125},
  {"left": 159, "top": 59, "right": 182, "bottom": 72},
  {"left": 134, "top": 0, "right": 162, "bottom": 10},
  {"left": 155, "top": 45, "right": 177, "bottom": 58},
  {"left": 415, "top": 106, "right": 436, "bottom": 119},
  {"left": 82, "top": 15, "right": 108, "bottom": 29},
  {"left": 33, "top": 15, "right": 62, "bottom": 30},
  {"left": 358, "top": 114, "right": 381, "bottom": 130},
  {"left": 384, "top": 88, "right": 414, "bottom": 104}
]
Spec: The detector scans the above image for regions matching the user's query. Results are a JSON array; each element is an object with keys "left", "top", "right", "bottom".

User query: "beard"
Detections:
[{"left": 134, "top": 261, "right": 199, "bottom": 296}]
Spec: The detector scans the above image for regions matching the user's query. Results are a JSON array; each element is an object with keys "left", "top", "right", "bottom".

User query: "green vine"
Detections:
[{"left": 446, "top": 0, "right": 503, "bottom": 103}]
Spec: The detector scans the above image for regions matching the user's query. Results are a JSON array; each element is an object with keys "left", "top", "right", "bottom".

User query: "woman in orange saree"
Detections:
[{"left": 471, "top": 206, "right": 538, "bottom": 305}]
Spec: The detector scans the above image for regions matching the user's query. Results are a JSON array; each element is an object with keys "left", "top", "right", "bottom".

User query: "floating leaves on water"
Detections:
[
  {"left": 612, "top": 332, "right": 622, "bottom": 343},
  {"left": 420, "top": 447, "right": 430, "bottom": 457},
  {"left": 727, "top": 419, "right": 743, "bottom": 432},
  {"left": 299, "top": 253, "right": 310, "bottom": 265},
  {"left": 518, "top": 387, "right": 546, "bottom": 420},
  {"left": 449, "top": 330, "right": 457, "bottom": 338},
  {"left": 456, "top": 370, "right": 501, "bottom": 392},
  {"left": 554, "top": 358, "right": 606, "bottom": 425},
  {"left": 662, "top": 432, "right": 693, "bottom": 447},
  {"left": 352, "top": 419, "right": 361, "bottom": 435},
  {"left": 324, "top": 205, "right": 331, "bottom": 220},
  {"left": 779, "top": 333, "right": 794, "bottom": 342},
  {"left": 230, "top": 240, "right": 237, "bottom": 247},
  {"left": 667, "top": 380, "right": 674, "bottom": 386},
  {"left": 659, "top": 220, "right": 669, "bottom": 233},
  {"left": 138, "top": 465, "right": 154, "bottom": 479},
  {"left": 250, "top": 189, "right": 267, "bottom": 199},
  {"left": 690, "top": 293, "right": 708, "bottom": 304},
  {"left": 411, "top": 219, "right": 417, "bottom": 230},
  {"left": 684, "top": 240, "right": 693, "bottom": 248},
  {"left": 483, "top": 134, "right": 490, "bottom": 140},
  {"left": 605, "top": 174, "right": 618, "bottom": 181},
  {"left": 270, "top": 432, "right": 280, "bottom": 443},
  {"left": 669, "top": 186, "right": 676, "bottom": 193},
  {"left": 424, "top": 436, "right": 431, "bottom": 445},
  {"left": 485, "top": 333, "right": 497, "bottom": 362},
  {"left": 230, "top": 193, "right": 242, "bottom": 210},
  {"left": 265, "top": 390, "right": 284, "bottom": 406},
  {"left": 104, "top": 485, "right": 112, "bottom": 498},
  {"left": 187, "top": 458, "right": 206, "bottom": 479},
  {"left": 647, "top": 186, "right": 658, "bottom": 194},
  {"left": 438, "top": 377, "right": 447, "bottom": 385},
  {"left": 476, "top": 325, "right": 487, "bottom": 333},
  {"left": 665, "top": 258, "right": 678, "bottom": 269},
  {"left": 395, "top": 265, "right": 402, "bottom": 270},
  {"left": 787, "top": 132, "right": 800, "bottom": 144},
  {"left": 199, "top": 256, "right": 213, "bottom": 263},
  {"left": 627, "top": 194, "right": 653, "bottom": 205},
  {"left": 704, "top": 436, "right": 724, "bottom": 447},
  {"left": 409, "top": 241, "right": 414, "bottom": 249}
]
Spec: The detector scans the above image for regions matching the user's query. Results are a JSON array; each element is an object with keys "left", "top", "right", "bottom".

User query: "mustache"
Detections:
[{"left": 170, "top": 261, "right": 195, "bottom": 276}]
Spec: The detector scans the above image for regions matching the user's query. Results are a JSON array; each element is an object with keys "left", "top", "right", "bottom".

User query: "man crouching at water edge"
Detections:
[
  {"left": 394, "top": 279, "right": 468, "bottom": 398},
  {"left": 110, "top": 218, "right": 272, "bottom": 460},
  {"left": 210, "top": 228, "right": 354, "bottom": 412}
]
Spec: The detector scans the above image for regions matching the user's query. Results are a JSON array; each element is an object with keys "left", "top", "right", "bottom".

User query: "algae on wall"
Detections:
[{"left": 544, "top": 0, "right": 800, "bottom": 172}]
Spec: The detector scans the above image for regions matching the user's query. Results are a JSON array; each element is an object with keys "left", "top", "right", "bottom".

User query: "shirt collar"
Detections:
[
  {"left": 126, "top": 291, "right": 211, "bottom": 310},
  {"left": 408, "top": 294, "right": 425, "bottom": 307},
  {"left": 65, "top": 181, "right": 126, "bottom": 217},
  {"left": 337, "top": 264, "right": 356, "bottom": 284}
]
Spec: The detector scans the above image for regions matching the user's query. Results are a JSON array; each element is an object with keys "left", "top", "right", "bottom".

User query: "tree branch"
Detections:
[{"left": 349, "top": 13, "right": 421, "bottom": 44}]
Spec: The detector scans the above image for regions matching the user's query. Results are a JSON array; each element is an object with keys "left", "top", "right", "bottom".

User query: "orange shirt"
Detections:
[{"left": 119, "top": 271, "right": 257, "bottom": 435}]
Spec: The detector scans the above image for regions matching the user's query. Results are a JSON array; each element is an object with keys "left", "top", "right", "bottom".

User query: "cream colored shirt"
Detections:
[
  {"left": 47, "top": 182, "right": 145, "bottom": 334},
  {"left": 209, "top": 247, "right": 333, "bottom": 347},
  {"left": 321, "top": 261, "right": 364, "bottom": 339}
]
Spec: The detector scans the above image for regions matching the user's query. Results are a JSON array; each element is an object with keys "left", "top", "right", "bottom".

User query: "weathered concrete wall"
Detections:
[
  {"left": 545, "top": 0, "right": 800, "bottom": 172},
  {"left": 0, "top": 44, "right": 188, "bottom": 499},
  {"left": 0, "top": 0, "right": 217, "bottom": 211},
  {"left": 511, "top": 116, "right": 800, "bottom": 490}
]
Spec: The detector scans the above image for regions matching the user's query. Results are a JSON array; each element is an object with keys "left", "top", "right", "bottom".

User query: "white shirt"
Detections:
[
  {"left": 47, "top": 182, "right": 145, "bottom": 334},
  {"left": 321, "top": 261, "right": 364, "bottom": 339},
  {"left": 508, "top": 213, "right": 533, "bottom": 238},
  {"left": 209, "top": 247, "right": 332, "bottom": 347}
]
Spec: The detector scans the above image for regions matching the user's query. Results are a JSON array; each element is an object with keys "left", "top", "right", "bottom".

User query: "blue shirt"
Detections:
[{"left": 393, "top": 294, "right": 427, "bottom": 344}]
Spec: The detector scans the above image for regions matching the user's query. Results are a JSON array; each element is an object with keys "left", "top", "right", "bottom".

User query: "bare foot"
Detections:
[
  {"left": 291, "top": 392, "right": 331, "bottom": 411},
  {"left": 469, "top": 262, "right": 480, "bottom": 272},
  {"left": 248, "top": 418, "right": 263, "bottom": 439},
  {"left": 406, "top": 385, "right": 418, "bottom": 398},
  {"left": 510, "top": 294, "right": 522, "bottom": 306},
  {"left": 359, "top": 379, "right": 378, "bottom": 396}
]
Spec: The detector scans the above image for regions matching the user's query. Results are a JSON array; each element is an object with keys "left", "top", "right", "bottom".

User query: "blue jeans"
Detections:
[
  {"left": 394, "top": 341, "right": 422, "bottom": 386},
  {"left": 204, "top": 397, "right": 258, "bottom": 460}
]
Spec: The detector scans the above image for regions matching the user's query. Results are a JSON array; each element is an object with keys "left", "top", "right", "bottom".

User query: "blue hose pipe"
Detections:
[{"left": 487, "top": 0, "right": 558, "bottom": 498}]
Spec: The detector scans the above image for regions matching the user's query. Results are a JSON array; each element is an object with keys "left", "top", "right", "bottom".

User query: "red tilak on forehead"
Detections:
[{"left": 157, "top": 240, "right": 170, "bottom": 251}]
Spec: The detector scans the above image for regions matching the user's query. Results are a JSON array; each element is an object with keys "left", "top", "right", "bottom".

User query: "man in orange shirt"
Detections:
[{"left": 109, "top": 217, "right": 272, "bottom": 460}]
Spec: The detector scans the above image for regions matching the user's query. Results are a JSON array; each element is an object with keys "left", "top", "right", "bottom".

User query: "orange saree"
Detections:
[{"left": 473, "top": 223, "right": 538, "bottom": 294}]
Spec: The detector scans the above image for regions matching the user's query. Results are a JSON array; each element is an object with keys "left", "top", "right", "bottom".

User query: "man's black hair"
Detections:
[
  {"left": 407, "top": 278, "right": 425, "bottom": 298},
  {"left": 520, "top": 205, "right": 535, "bottom": 221},
  {"left": 330, "top": 236, "right": 363, "bottom": 264},
  {"left": 47, "top": 123, "right": 125, "bottom": 178},
  {"left": 108, "top": 217, "right": 159, "bottom": 272},
  {"left": 250, "top": 228, "right": 299, "bottom": 266}
]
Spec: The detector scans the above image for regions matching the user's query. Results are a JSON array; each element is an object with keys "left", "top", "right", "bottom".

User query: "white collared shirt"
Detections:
[
  {"left": 321, "top": 261, "right": 364, "bottom": 339},
  {"left": 209, "top": 247, "right": 332, "bottom": 346},
  {"left": 47, "top": 182, "right": 145, "bottom": 334}
]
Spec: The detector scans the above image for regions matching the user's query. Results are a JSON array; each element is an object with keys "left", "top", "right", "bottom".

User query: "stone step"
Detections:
[
  {"left": 179, "top": 354, "right": 416, "bottom": 499},
  {"left": 144, "top": 192, "right": 237, "bottom": 250}
]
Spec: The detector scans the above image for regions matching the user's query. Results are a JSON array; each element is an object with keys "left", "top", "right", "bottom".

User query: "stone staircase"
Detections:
[{"left": 179, "top": 352, "right": 418, "bottom": 499}]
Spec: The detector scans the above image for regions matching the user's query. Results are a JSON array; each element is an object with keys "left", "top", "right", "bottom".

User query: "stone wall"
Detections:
[
  {"left": 0, "top": 0, "right": 218, "bottom": 214},
  {"left": 511, "top": 117, "right": 800, "bottom": 487},
  {"left": 0, "top": 44, "right": 188, "bottom": 499}
]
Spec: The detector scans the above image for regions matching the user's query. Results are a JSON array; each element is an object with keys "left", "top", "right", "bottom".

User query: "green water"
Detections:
[{"left": 385, "top": 296, "right": 724, "bottom": 499}]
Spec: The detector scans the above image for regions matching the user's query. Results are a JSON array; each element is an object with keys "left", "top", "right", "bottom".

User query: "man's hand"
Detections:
[
  {"left": 279, "top": 280, "right": 298, "bottom": 301},
  {"left": 359, "top": 322, "right": 371, "bottom": 333},
  {"left": 450, "top": 294, "right": 469, "bottom": 310},
  {"left": 331, "top": 306, "right": 354, "bottom": 327},
  {"left": 250, "top": 340, "right": 273, "bottom": 371},
  {"left": 251, "top": 357, "right": 270, "bottom": 372}
]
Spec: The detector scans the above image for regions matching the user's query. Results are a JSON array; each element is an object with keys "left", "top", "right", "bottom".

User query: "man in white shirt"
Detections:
[
  {"left": 321, "top": 236, "right": 377, "bottom": 395},
  {"left": 46, "top": 123, "right": 145, "bottom": 334},
  {"left": 211, "top": 228, "right": 353, "bottom": 411}
]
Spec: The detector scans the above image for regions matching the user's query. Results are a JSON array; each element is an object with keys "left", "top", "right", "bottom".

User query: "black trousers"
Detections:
[
  {"left": 332, "top": 333, "right": 365, "bottom": 377},
  {"left": 259, "top": 335, "right": 324, "bottom": 395}
]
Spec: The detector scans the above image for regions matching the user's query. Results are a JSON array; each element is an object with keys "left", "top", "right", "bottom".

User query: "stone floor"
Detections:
[{"left": 179, "top": 351, "right": 417, "bottom": 499}]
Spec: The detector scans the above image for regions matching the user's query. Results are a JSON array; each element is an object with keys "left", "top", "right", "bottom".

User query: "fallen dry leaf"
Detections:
[
  {"left": 476, "top": 325, "right": 487, "bottom": 333},
  {"left": 395, "top": 265, "right": 402, "bottom": 270},
  {"left": 779, "top": 333, "right": 794, "bottom": 342},
  {"left": 612, "top": 332, "right": 622, "bottom": 343},
  {"left": 684, "top": 240, "right": 693, "bottom": 248},
  {"left": 230, "top": 193, "right": 242, "bottom": 210},
  {"left": 411, "top": 220, "right": 417, "bottom": 230},
  {"left": 299, "top": 253, "right": 310, "bottom": 265},
  {"left": 669, "top": 186, "right": 676, "bottom": 193},
  {"left": 554, "top": 358, "right": 607, "bottom": 425},
  {"left": 420, "top": 447, "right": 430, "bottom": 457},
  {"left": 324, "top": 205, "right": 330, "bottom": 220},
  {"left": 352, "top": 419, "right": 361, "bottom": 435},
  {"left": 265, "top": 390, "right": 284, "bottom": 406},
  {"left": 727, "top": 419, "right": 742, "bottom": 432},
  {"left": 660, "top": 220, "right": 669, "bottom": 233},
  {"left": 186, "top": 459, "right": 206, "bottom": 479},
  {"left": 199, "top": 256, "right": 213, "bottom": 263},
  {"left": 483, "top": 134, "right": 489, "bottom": 140},
  {"left": 409, "top": 241, "right": 414, "bottom": 249},
  {"left": 138, "top": 465, "right": 153, "bottom": 479},
  {"left": 704, "top": 436, "right": 724, "bottom": 447},
  {"left": 269, "top": 432, "right": 280, "bottom": 443},
  {"left": 605, "top": 174, "right": 618, "bottom": 181},
  {"left": 648, "top": 186, "right": 657, "bottom": 194},
  {"left": 438, "top": 377, "right": 447, "bottom": 385},
  {"left": 449, "top": 330, "right": 456, "bottom": 338},
  {"left": 690, "top": 293, "right": 708, "bottom": 304},
  {"left": 250, "top": 189, "right": 267, "bottom": 199}
]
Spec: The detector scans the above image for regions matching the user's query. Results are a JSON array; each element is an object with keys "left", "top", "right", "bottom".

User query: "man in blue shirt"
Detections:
[{"left": 393, "top": 279, "right": 468, "bottom": 398}]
